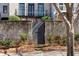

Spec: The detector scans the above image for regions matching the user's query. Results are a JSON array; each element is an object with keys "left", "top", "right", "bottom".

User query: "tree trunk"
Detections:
[{"left": 66, "top": 25, "right": 74, "bottom": 56}]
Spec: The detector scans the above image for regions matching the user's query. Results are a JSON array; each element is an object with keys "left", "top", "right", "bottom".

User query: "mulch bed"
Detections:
[
  {"left": 42, "top": 45, "right": 67, "bottom": 51},
  {"left": 0, "top": 44, "right": 35, "bottom": 54},
  {"left": 41, "top": 45, "right": 79, "bottom": 52},
  {"left": 0, "top": 44, "right": 79, "bottom": 54}
]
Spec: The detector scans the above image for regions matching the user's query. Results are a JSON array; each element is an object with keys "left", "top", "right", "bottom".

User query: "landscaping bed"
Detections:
[
  {"left": 0, "top": 44, "right": 35, "bottom": 54},
  {"left": 0, "top": 44, "right": 79, "bottom": 55}
]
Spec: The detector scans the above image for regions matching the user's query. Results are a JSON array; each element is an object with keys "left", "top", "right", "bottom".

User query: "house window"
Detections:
[
  {"left": 59, "top": 3, "right": 64, "bottom": 10},
  {"left": 28, "top": 3, "right": 34, "bottom": 16},
  {"left": 38, "top": 3, "right": 44, "bottom": 16},
  {"left": 3, "top": 6, "right": 7, "bottom": 13},
  {"left": 19, "top": 3, "right": 25, "bottom": 16}
]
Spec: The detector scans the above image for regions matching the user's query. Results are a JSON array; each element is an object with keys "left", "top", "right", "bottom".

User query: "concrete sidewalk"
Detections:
[{"left": 0, "top": 51, "right": 79, "bottom": 56}]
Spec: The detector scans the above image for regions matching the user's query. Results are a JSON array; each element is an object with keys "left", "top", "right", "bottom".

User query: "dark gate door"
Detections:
[{"left": 37, "top": 22, "right": 45, "bottom": 44}]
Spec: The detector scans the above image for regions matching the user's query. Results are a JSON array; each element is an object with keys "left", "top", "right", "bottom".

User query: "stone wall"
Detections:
[
  {"left": 45, "top": 19, "right": 79, "bottom": 39},
  {"left": 45, "top": 21, "right": 66, "bottom": 37},
  {"left": 0, "top": 20, "right": 79, "bottom": 42},
  {"left": 0, "top": 21, "right": 32, "bottom": 40}
]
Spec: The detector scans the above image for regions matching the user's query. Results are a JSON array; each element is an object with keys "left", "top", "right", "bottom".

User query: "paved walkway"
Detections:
[{"left": 0, "top": 51, "right": 79, "bottom": 56}]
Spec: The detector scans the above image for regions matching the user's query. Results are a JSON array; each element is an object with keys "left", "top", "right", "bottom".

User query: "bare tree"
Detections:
[{"left": 53, "top": 3, "right": 79, "bottom": 56}]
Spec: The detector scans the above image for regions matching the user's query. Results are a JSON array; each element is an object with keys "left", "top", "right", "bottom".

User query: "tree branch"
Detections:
[
  {"left": 64, "top": 3, "right": 73, "bottom": 23},
  {"left": 71, "top": 3, "right": 73, "bottom": 10},
  {"left": 74, "top": 4, "right": 79, "bottom": 22},
  {"left": 53, "top": 3, "right": 71, "bottom": 28}
]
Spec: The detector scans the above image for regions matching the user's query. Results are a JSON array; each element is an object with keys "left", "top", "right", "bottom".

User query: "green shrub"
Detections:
[
  {"left": 53, "top": 35, "right": 62, "bottom": 45},
  {"left": 47, "top": 34, "right": 53, "bottom": 45},
  {"left": 74, "top": 33, "right": 79, "bottom": 41},
  {"left": 41, "top": 16, "right": 51, "bottom": 21},
  {"left": 52, "top": 35, "right": 67, "bottom": 46},
  {"left": 9, "top": 16, "right": 21, "bottom": 21},
  {"left": 60, "top": 36, "right": 67, "bottom": 46},
  {"left": 0, "top": 39, "right": 16, "bottom": 47},
  {"left": 20, "top": 32, "right": 28, "bottom": 43}
]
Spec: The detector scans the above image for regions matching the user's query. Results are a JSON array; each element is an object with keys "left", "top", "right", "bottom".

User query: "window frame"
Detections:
[
  {"left": 19, "top": 3, "right": 25, "bottom": 16},
  {"left": 3, "top": 5, "right": 8, "bottom": 14},
  {"left": 38, "top": 3, "right": 44, "bottom": 16},
  {"left": 59, "top": 3, "right": 64, "bottom": 11},
  {"left": 28, "top": 3, "right": 34, "bottom": 16}
]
